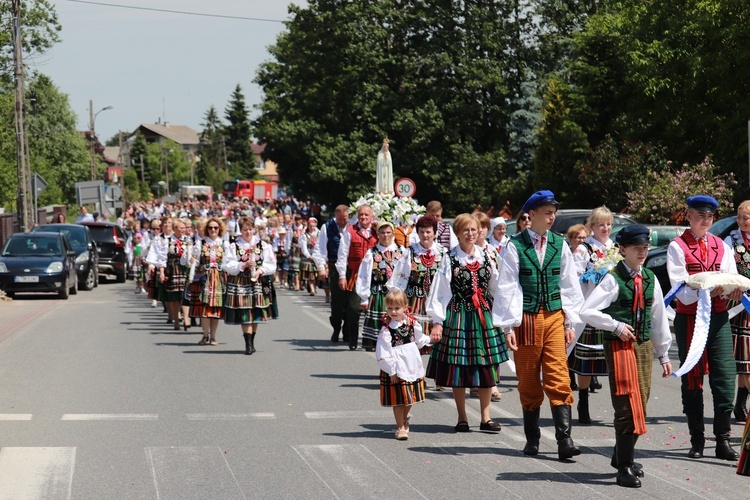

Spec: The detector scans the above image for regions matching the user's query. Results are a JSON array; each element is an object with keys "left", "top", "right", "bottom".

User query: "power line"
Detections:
[{"left": 64, "top": 0, "right": 286, "bottom": 23}]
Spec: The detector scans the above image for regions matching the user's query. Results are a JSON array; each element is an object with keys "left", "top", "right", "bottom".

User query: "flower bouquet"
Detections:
[
  {"left": 349, "top": 193, "right": 425, "bottom": 226},
  {"left": 580, "top": 246, "right": 624, "bottom": 285}
]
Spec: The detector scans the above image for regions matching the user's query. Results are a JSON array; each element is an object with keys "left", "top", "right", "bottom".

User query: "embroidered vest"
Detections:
[
  {"left": 394, "top": 225, "right": 413, "bottom": 248},
  {"left": 405, "top": 244, "right": 444, "bottom": 299},
  {"left": 511, "top": 229, "right": 563, "bottom": 313},
  {"left": 346, "top": 224, "right": 378, "bottom": 273},
  {"left": 729, "top": 230, "right": 750, "bottom": 279},
  {"left": 388, "top": 322, "right": 416, "bottom": 347},
  {"left": 448, "top": 248, "right": 493, "bottom": 312},
  {"left": 674, "top": 231, "right": 727, "bottom": 314},
  {"left": 235, "top": 240, "right": 263, "bottom": 272},
  {"left": 602, "top": 262, "right": 654, "bottom": 341},
  {"left": 325, "top": 218, "right": 343, "bottom": 263},
  {"left": 369, "top": 246, "right": 404, "bottom": 294}
]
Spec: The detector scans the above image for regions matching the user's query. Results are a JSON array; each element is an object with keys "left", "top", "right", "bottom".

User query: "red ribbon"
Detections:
[{"left": 465, "top": 260, "right": 489, "bottom": 328}]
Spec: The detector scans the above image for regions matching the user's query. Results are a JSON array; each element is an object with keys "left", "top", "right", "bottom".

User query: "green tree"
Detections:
[
  {"left": 532, "top": 76, "right": 588, "bottom": 204},
  {"left": 128, "top": 131, "right": 152, "bottom": 185},
  {"left": 197, "top": 105, "right": 226, "bottom": 190},
  {"left": 224, "top": 85, "right": 254, "bottom": 180},
  {"left": 254, "top": 0, "right": 516, "bottom": 213},
  {"left": 0, "top": 0, "right": 61, "bottom": 81}
]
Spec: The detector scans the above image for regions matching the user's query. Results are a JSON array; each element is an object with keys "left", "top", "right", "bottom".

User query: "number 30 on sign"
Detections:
[{"left": 394, "top": 177, "right": 416, "bottom": 198}]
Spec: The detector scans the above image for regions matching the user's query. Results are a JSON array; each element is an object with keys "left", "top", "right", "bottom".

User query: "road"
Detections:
[{"left": 0, "top": 282, "right": 747, "bottom": 499}]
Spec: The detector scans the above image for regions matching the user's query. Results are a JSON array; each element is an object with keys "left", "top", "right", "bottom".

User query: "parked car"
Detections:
[
  {"left": 709, "top": 215, "right": 737, "bottom": 240},
  {"left": 78, "top": 221, "right": 128, "bottom": 283},
  {"left": 0, "top": 232, "right": 78, "bottom": 299},
  {"left": 611, "top": 225, "right": 687, "bottom": 249},
  {"left": 550, "top": 209, "right": 637, "bottom": 236},
  {"left": 31, "top": 224, "right": 99, "bottom": 290}
]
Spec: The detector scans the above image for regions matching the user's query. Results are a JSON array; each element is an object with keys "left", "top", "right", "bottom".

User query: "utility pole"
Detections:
[
  {"left": 89, "top": 100, "right": 95, "bottom": 180},
  {"left": 12, "top": 0, "right": 33, "bottom": 231}
]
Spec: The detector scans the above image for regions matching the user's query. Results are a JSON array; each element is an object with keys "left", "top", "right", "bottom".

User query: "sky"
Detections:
[{"left": 34, "top": 0, "right": 308, "bottom": 143}]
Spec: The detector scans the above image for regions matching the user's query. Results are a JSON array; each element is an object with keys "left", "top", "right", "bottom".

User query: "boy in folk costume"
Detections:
[
  {"left": 494, "top": 190, "right": 585, "bottom": 461},
  {"left": 666, "top": 195, "right": 743, "bottom": 460},
  {"left": 580, "top": 225, "right": 672, "bottom": 488}
]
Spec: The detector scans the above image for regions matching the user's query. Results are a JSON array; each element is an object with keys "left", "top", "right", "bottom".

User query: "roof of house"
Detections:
[
  {"left": 103, "top": 146, "right": 121, "bottom": 163},
  {"left": 138, "top": 123, "right": 200, "bottom": 146}
]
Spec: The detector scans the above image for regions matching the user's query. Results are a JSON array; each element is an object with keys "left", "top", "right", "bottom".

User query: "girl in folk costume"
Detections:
[
  {"left": 182, "top": 217, "right": 230, "bottom": 346},
  {"left": 580, "top": 225, "right": 672, "bottom": 488},
  {"left": 426, "top": 214, "right": 509, "bottom": 433},
  {"left": 388, "top": 215, "right": 447, "bottom": 386},
  {"left": 357, "top": 221, "right": 407, "bottom": 352},
  {"left": 472, "top": 211, "right": 503, "bottom": 402},
  {"left": 222, "top": 217, "right": 277, "bottom": 356},
  {"left": 155, "top": 218, "right": 190, "bottom": 331},
  {"left": 287, "top": 216, "right": 304, "bottom": 291},
  {"left": 299, "top": 217, "right": 320, "bottom": 296},
  {"left": 144, "top": 218, "right": 162, "bottom": 307},
  {"left": 274, "top": 226, "right": 288, "bottom": 288},
  {"left": 148, "top": 218, "right": 177, "bottom": 324},
  {"left": 726, "top": 200, "right": 750, "bottom": 424},
  {"left": 183, "top": 218, "right": 205, "bottom": 328},
  {"left": 376, "top": 289, "right": 430, "bottom": 441},
  {"left": 571, "top": 206, "right": 617, "bottom": 424}
]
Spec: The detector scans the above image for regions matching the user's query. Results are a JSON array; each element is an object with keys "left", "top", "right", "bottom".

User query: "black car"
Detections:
[
  {"left": 31, "top": 224, "right": 99, "bottom": 290},
  {"left": 709, "top": 215, "right": 737, "bottom": 240},
  {"left": 550, "top": 209, "right": 637, "bottom": 236},
  {"left": 79, "top": 221, "right": 128, "bottom": 283},
  {"left": 0, "top": 232, "right": 78, "bottom": 299}
]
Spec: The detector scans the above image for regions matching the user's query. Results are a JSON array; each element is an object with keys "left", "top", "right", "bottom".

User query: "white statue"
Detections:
[{"left": 376, "top": 138, "right": 394, "bottom": 195}]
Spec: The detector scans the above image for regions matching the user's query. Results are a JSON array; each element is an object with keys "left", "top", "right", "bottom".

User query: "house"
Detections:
[
  {"left": 136, "top": 122, "right": 200, "bottom": 155},
  {"left": 251, "top": 141, "right": 279, "bottom": 182}
]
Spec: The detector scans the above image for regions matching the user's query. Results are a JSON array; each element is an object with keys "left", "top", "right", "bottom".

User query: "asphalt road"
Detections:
[{"left": 0, "top": 282, "right": 747, "bottom": 499}]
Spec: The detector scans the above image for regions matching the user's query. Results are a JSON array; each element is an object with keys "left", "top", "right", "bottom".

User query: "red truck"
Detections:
[{"left": 221, "top": 180, "right": 278, "bottom": 201}]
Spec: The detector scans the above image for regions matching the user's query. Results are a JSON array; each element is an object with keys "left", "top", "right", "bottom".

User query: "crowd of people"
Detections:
[{"left": 109, "top": 190, "right": 750, "bottom": 488}]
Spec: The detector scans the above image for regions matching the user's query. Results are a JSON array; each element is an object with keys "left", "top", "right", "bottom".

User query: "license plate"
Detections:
[{"left": 14, "top": 276, "right": 39, "bottom": 283}]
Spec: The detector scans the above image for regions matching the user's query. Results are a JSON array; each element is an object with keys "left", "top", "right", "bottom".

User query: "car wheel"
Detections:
[
  {"left": 80, "top": 268, "right": 95, "bottom": 291},
  {"left": 116, "top": 271, "right": 126, "bottom": 283},
  {"left": 59, "top": 277, "right": 69, "bottom": 300}
]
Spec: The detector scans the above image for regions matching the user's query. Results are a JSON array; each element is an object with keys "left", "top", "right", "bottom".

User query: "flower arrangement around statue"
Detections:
[
  {"left": 349, "top": 192, "right": 425, "bottom": 227},
  {"left": 580, "top": 246, "right": 624, "bottom": 285}
]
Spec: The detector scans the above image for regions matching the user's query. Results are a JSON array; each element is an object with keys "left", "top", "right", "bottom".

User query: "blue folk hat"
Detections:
[
  {"left": 686, "top": 195, "right": 718, "bottom": 213},
  {"left": 615, "top": 225, "right": 650, "bottom": 246},
  {"left": 522, "top": 190, "right": 559, "bottom": 214}
]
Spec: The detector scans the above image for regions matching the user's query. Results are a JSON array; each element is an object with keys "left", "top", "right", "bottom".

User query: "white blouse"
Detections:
[
  {"left": 222, "top": 235, "right": 277, "bottom": 277},
  {"left": 386, "top": 241, "right": 443, "bottom": 292},
  {"left": 375, "top": 319, "right": 429, "bottom": 381},
  {"left": 356, "top": 243, "right": 402, "bottom": 304}
]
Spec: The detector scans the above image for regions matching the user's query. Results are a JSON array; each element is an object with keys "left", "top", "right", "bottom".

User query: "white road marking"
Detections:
[
  {"left": 61, "top": 414, "right": 158, "bottom": 421},
  {"left": 186, "top": 413, "right": 276, "bottom": 420},
  {"left": 305, "top": 411, "right": 391, "bottom": 419},
  {"left": 0, "top": 447, "right": 75, "bottom": 500},
  {"left": 0, "top": 414, "right": 32, "bottom": 421}
]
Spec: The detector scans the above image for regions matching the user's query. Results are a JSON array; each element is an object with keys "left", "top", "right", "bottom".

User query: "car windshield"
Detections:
[
  {"left": 2, "top": 237, "right": 61, "bottom": 256},
  {"left": 34, "top": 226, "right": 86, "bottom": 248}
]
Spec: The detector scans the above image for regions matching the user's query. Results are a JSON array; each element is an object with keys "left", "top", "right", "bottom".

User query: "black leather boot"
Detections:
[
  {"left": 329, "top": 316, "right": 340, "bottom": 342},
  {"left": 522, "top": 409, "right": 541, "bottom": 456},
  {"left": 552, "top": 405, "right": 581, "bottom": 460},
  {"left": 591, "top": 376, "right": 602, "bottom": 391},
  {"left": 686, "top": 413, "right": 705, "bottom": 458},
  {"left": 611, "top": 443, "right": 644, "bottom": 478},
  {"left": 735, "top": 387, "right": 748, "bottom": 424},
  {"left": 714, "top": 412, "right": 739, "bottom": 461},
  {"left": 577, "top": 389, "right": 592, "bottom": 425},
  {"left": 615, "top": 433, "right": 641, "bottom": 488},
  {"left": 569, "top": 370, "right": 578, "bottom": 391},
  {"left": 248, "top": 333, "right": 256, "bottom": 355},
  {"left": 243, "top": 334, "right": 252, "bottom": 355}
]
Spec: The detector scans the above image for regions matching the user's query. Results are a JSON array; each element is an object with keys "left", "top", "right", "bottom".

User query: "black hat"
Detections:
[
  {"left": 522, "top": 190, "right": 560, "bottom": 213},
  {"left": 615, "top": 225, "right": 650, "bottom": 246}
]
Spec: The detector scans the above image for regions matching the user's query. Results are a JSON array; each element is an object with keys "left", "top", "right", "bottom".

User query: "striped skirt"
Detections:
[
  {"left": 571, "top": 325, "right": 608, "bottom": 376},
  {"left": 380, "top": 371, "right": 426, "bottom": 407},
  {"left": 362, "top": 289, "right": 388, "bottom": 345},
  {"left": 146, "top": 269, "right": 157, "bottom": 299},
  {"left": 163, "top": 262, "right": 188, "bottom": 301},
  {"left": 603, "top": 339, "right": 653, "bottom": 434},
  {"left": 426, "top": 302, "right": 508, "bottom": 387},
  {"left": 731, "top": 310, "right": 750, "bottom": 375},
  {"left": 300, "top": 258, "right": 317, "bottom": 281}
]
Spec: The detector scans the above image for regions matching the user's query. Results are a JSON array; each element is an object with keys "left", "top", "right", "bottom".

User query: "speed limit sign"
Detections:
[{"left": 394, "top": 177, "right": 416, "bottom": 198}]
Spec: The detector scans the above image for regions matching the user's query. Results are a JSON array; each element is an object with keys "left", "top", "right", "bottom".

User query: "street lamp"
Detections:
[{"left": 89, "top": 100, "right": 113, "bottom": 180}]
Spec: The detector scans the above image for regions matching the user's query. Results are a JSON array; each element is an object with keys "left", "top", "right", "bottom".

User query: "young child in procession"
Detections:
[
  {"left": 376, "top": 289, "right": 430, "bottom": 441},
  {"left": 579, "top": 225, "right": 672, "bottom": 488},
  {"left": 133, "top": 233, "right": 144, "bottom": 294}
]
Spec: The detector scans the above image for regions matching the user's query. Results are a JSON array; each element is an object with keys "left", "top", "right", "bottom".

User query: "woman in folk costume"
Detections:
[
  {"left": 388, "top": 215, "right": 447, "bottom": 385},
  {"left": 571, "top": 206, "right": 617, "bottom": 424},
  {"left": 426, "top": 214, "right": 509, "bottom": 433},
  {"left": 357, "top": 221, "right": 406, "bottom": 352},
  {"left": 299, "top": 217, "right": 320, "bottom": 296},
  {"left": 487, "top": 217, "right": 510, "bottom": 256},
  {"left": 725, "top": 200, "right": 750, "bottom": 424},
  {"left": 182, "top": 217, "right": 230, "bottom": 346},
  {"left": 157, "top": 218, "right": 190, "bottom": 331},
  {"left": 144, "top": 218, "right": 162, "bottom": 307},
  {"left": 287, "top": 216, "right": 305, "bottom": 291},
  {"left": 580, "top": 225, "right": 672, "bottom": 488},
  {"left": 222, "top": 217, "right": 277, "bottom": 355}
]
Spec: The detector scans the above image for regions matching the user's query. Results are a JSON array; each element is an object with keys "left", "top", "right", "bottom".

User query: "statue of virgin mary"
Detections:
[{"left": 375, "top": 138, "right": 394, "bottom": 195}]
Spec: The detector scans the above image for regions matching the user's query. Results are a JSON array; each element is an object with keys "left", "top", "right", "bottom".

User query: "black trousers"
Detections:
[
  {"left": 343, "top": 268, "right": 362, "bottom": 348},
  {"left": 329, "top": 265, "right": 347, "bottom": 339}
]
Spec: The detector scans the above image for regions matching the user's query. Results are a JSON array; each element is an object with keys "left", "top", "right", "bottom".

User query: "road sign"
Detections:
[{"left": 394, "top": 177, "right": 416, "bottom": 198}]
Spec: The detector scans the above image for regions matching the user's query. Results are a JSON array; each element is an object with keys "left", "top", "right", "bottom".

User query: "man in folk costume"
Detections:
[
  {"left": 313, "top": 205, "right": 350, "bottom": 343},
  {"left": 336, "top": 204, "right": 378, "bottom": 351},
  {"left": 666, "top": 195, "right": 743, "bottom": 460},
  {"left": 580, "top": 225, "right": 673, "bottom": 488},
  {"left": 414, "top": 201, "right": 458, "bottom": 251},
  {"left": 494, "top": 190, "right": 585, "bottom": 461}
]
